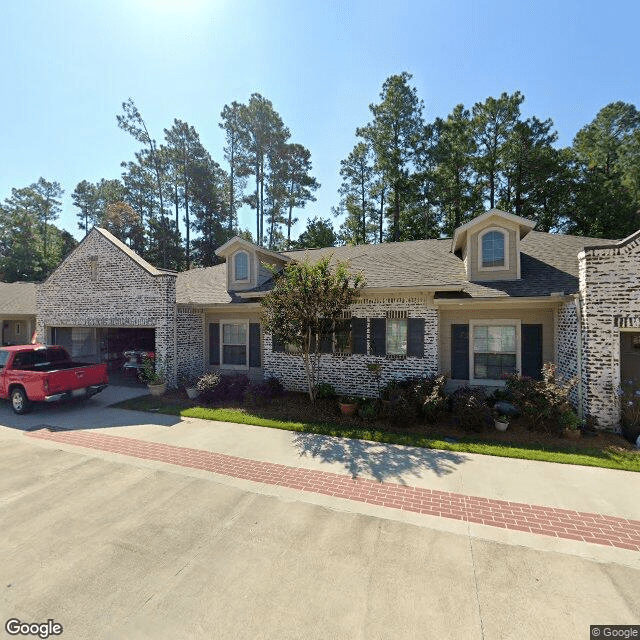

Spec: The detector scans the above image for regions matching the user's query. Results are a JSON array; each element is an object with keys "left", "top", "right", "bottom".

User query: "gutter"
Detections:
[{"left": 573, "top": 293, "right": 584, "bottom": 421}]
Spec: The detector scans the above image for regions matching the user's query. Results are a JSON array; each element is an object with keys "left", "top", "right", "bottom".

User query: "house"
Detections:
[
  {"left": 32, "top": 209, "right": 640, "bottom": 429},
  {"left": 0, "top": 282, "right": 37, "bottom": 346}
]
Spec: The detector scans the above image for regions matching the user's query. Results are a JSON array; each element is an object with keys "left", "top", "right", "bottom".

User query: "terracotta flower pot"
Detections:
[{"left": 339, "top": 402, "right": 357, "bottom": 416}]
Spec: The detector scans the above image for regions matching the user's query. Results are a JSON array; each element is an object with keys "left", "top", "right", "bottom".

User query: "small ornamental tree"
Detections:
[{"left": 261, "top": 255, "right": 365, "bottom": 402}]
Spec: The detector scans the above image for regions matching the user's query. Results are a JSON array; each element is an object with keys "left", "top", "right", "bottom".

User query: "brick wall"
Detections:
[
  {"left": 579, "top": 236, "right": 640, "bottom": 428},
  {"left": 263, "top": 296, "right": 438, "bottom": 397},
  {"left": 557, "top": 300, "right": 580, "bottom": 406},
  {"left": 176, "top": 307, "right": 205, "bottom": 383},
  {"left": 36, "top": 229, "right": 179, "bottom": 387}
]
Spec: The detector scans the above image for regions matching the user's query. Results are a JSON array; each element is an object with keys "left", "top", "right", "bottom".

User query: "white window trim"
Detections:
[
  {"left": 220, "top": 319, "right": 250, "bottom": 370},
  {"left": 478, "top": 227, "right": 509, "bottom": 272},
  {"left": 469, "top": 319, "right": 521, "bottom": 385},
  {"left": 232, "top": 250, "right": 250, "bottom": 284}
]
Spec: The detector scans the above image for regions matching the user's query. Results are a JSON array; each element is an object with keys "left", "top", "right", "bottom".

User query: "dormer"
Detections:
[
  {"left": 451, "top": 209, "right": 535, "bottom": 281},
  {"left": 215, "top": 237, "right": 292, "bottom": 293}
]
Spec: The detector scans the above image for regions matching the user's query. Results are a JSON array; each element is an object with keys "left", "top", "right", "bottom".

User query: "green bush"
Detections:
[
  {"left": 244, "top": 377, "right": 285, "bottom": 405},
  {"left": 449, "top": 386, "right": 492, "bottom": 433},
  {"left": 504, "top": 363, "right": 578, "bottom": 433},
  {"left": 315, "top": 382, "right": 337, "bottom": 400},
  {"left": 357, "top": 397, "right": 378, "bottom": 420},
  {"left": 196, "top": 372, "right": 222, "bottom": 403},
  {"left": 196, "top": 372, "right": 250, "bottom": 404}
]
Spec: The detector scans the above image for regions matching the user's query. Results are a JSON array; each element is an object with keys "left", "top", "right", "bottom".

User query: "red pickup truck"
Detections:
[{"left": 0, "top": 344, "right": 109, "bottom": 414}]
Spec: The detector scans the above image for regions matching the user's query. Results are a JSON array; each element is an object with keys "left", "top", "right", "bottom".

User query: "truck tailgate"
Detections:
[{"left": 46, "top": 364, "right": 109, "bottom": 394}]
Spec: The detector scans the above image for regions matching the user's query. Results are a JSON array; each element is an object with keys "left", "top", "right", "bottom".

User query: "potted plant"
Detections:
[
  {"left": 139, "top": 356, "right": 167, "bottom": 396},
  {"left": 339, "top": 396, "right": 358, "bottom": 416},
  {"left": 494, "top": 414, "right": 509, "bottom": 432},
  {"left": 357, "top": 397, "right": 378, "bottom": 421},
  {"left": 178, "top": 372, "right": 200, "bottom": 399}
]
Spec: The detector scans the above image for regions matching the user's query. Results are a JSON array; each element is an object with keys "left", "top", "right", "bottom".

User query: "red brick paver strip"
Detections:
[{"left": 26, "top": 428, "right": 640, "bottom": 552}]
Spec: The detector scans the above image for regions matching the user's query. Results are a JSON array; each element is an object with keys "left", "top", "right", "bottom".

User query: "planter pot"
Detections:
[
  {"left": 186, "top": 387, "right": 200, "bottom": 400},
  {"left": 339, "top": 402, "right": 357, "bottom": 416},
  {"left": 563, "top": 427, "right": 581, "bottom": 441},
  {"left": 494, "top": 419, "right": 509, "bottom": 432},
  {"left": 148, "top": 382, "right": 167, "bottom": 397}
]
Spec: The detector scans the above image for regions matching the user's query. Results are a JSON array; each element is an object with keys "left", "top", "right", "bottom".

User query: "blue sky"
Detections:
[{"left": 1, "top": 0, "right": 638, "bottom": 241}]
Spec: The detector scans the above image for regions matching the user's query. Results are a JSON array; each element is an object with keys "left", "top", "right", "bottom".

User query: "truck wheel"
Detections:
[{"left": 11, "top": 388, "right": 31, "bottom": 415}]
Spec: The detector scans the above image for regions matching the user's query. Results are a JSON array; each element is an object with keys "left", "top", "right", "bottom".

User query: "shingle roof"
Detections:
[
  {"left": 175, "top": 231, "right": 621, "bottom": 303},
  {"left": 0, "top": 282, "right": 37, "bottom": 315}
]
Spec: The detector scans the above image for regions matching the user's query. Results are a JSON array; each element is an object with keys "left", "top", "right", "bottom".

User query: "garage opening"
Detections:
[{"left": 50, "top": 326, "right": 155, "bottom": 386}]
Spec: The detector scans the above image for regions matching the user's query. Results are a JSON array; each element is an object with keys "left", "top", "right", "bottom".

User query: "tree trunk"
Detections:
[
  {"left": 393, "top": 184, "right": 400, "bottom": 242},
  {"left": 379, "top": 187, "right": 385, "bottom": 243}
]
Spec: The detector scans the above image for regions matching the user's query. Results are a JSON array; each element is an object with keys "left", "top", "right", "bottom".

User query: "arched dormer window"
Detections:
[
  {"left": 479, "top": 229, "right": 508, "bottom": 270},
  {"left": 234, "top": 251, "right": 249, "bottom": 281}
]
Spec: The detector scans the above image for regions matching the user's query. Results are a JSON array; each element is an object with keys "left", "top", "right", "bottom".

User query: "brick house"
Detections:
[{"left": 32, "top": 209, "right": 640, "bottom": 429}]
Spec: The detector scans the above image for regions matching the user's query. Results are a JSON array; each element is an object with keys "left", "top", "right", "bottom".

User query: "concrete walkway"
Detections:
[{"left": 5, "top": 388, "right": 639, "bottom": 569}]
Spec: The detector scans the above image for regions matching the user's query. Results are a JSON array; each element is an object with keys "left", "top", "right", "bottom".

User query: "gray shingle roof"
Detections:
[
  {"left": 0, "top": 282, "right": 37, "bottom": 315},
  {"left": 175, "top": 231, "right": 621, "bottom": 304}
]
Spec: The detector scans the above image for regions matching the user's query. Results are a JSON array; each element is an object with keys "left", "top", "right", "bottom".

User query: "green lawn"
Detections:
[{"left": 113, "top": 395, "right": 640, "bottom": 473}]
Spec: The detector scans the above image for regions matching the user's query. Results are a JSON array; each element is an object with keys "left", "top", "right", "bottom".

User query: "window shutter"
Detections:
[
  {"left": 249, "top": 323, "right": 261, "bottom": 367},
  {"left": 351, "top": 318, "right": 367, "bottom": 354},
  {"left": 370, "top": 318, "right": 386, "bottom": 356},
  {"left": 272, "top": 333, "right": 285, "bottom": 353},
  {"left": 209, "top": 323, "right": 220, "bottom": 365},
  {"left": 407, "top": 318, "right": 425, "bottom": 358},
  {"left": 319, "top": 319, "right": 333, "bottom": 354},
  {"left": 521, "top": 324, "right": 543, "bottom": 380},
  {"left": 451, "top": 324, "right": 469, "bottom": 380}
]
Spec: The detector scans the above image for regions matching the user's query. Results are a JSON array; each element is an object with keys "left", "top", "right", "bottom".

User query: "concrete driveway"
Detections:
[{"left": 1, "top": 396, "right": 639, "bottom": 639}]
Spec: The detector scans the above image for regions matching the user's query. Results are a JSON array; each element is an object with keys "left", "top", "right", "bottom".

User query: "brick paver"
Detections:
[{"left": 26, "top": 428, "right": 640, "bottom": 552}]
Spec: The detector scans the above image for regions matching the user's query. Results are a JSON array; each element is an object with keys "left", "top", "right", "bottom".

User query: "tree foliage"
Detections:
[{"left": 261, "top": 256, "right": 364, "bottom": 401}]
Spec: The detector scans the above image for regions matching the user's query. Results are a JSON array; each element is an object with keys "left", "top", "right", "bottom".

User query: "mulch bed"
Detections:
[{"left": 159, "top": 390, "right": 636, "bottom": 454}]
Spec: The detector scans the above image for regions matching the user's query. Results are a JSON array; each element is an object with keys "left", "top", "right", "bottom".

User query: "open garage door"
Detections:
[{"left": 50, "top": 326, "right": 156, "bottom": 384}]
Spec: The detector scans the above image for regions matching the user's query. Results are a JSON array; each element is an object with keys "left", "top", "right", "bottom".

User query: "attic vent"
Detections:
[
  {"left": 89, "top": 256, "right": 98, "bottom": 282},
  {"left": 385, "top": 310, "right": 408, "bottom": 319},
  {"left": 340, "top": 310, "right": 352, "bottom": 319}
]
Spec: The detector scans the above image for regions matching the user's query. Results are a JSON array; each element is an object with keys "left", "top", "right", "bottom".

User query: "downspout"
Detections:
[{"left": 573, "top": 293, "right": 584, "bottom": 422}]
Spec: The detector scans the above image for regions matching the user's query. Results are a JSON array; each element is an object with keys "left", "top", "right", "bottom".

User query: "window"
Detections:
[
  {"left": 472, "top": 324, "right": 517, "bottom": 380},
  {"left": 222, "top": 323, "right": 247, "bottom": 365},
  {"left": 481, "top": 230, "right": 505, "bottom": 268},
  {"left": 386, "top": 319, "right": 407, "bottom": 356},
  {"left": 334, "top": 319, "right": 352, "bottom": 354},
  {"left": 234, "top": 252, "right": 249, "bottom": 281}
]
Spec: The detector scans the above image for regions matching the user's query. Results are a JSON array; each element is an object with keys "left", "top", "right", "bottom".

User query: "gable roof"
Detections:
[
  {"left": 215, "top": 236, "right": 292, "bottom": 263},
  {"left": 0, "top": 282, "right": 37, "bottom": 315},
  {"left": 451, "top": 209, "right": 536, "bottom": 253},
  {"left": 176, "top": 230, "right": 620, "bottom": 303}
]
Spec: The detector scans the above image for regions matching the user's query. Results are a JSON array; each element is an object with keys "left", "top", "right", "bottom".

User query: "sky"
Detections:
[{"left": 1, "top": 0, "right": 639, "bottom": 242}]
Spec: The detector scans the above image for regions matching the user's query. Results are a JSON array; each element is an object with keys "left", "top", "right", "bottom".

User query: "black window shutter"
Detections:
[
  {"left": 249, "top": 323, "right": 261, "bottom": 367},
  {"left": 272, "top": 332, "right": 284, "bottom": 353},
  {"left": 370, "top": 318, "right": 386, "bottom": 356},
  {"left": 521, "top": 324, "right": 543, "bottom": 380},
  {"left": 319, "top": 319, "right": 333, "bottom": 354},
  {"left": 351, "top": 318, "right": 367, "bottom": 354},
  {"left": 451, "top": 324, "right": 469, "bottom": 380},
  {"left": 209, "top": 323, "right": 220, "bottom": 365},
  {"left": 407, "top": 318, "right": 425, "bottom": 358}
]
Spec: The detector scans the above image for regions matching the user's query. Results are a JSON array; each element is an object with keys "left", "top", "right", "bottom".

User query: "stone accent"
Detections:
[
  {"left": 263, "top": 296, "right": 439, "bottom": 397},
  {"left": 556, "top": 300, "right": 580, "bottom": 406},
  {"left": 36, "top": 228, "right": 179, "bottom": 387},
  {"left": 176, "top": 307, "right": 205, "bottom": 383},
  {"left": 579, "top": 237, "right": 640, "bottom": 428}
]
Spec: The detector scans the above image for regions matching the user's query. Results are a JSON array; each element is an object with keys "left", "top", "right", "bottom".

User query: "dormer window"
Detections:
[
  {"left": 234, "top": 251, "right": 249, "bottom": 281},
  {"left": 479, "top": 228, "right": 508, "bottom": 271}
]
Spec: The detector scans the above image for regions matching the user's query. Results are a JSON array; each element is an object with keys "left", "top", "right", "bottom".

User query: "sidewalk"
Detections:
[{"left": 19, "top": 410, "right": 640, "bottom": 567}]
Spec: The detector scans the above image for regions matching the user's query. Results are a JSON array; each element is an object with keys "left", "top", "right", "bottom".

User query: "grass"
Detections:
[{"left": 113, "top": 395, "right": 640, "bottom": 473}]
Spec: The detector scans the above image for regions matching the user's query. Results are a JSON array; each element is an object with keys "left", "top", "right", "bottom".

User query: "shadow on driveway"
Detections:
[
  {"left": 293, "top": 432, "right": 469, "bottom": 483},
  {"left": 0, "top": 385, "right": 181, "bottom": 431}
]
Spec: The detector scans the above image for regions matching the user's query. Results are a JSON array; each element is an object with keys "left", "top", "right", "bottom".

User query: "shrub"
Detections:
[
  {"left": 315, "top": 382, "right": 337, "bottom": 400},
  {"left": 380, "top": 375, "right": 448, "bottom": 422},
  {"left": 504, "top": 363, "right": 577, "bottom": 433},
  {"left": 244, "top": 377, "right": 285, "bottom": 405},
  {"left": 357, "top": 397, "right": 378, "bottom": 420},
  {"left": 196, "top": 372, "right": 222, "bottom": 403},
  {"left": 449, "top": 386, "right": 492, "bottom": 433},
  {"left": 222, "top": 374, "right": 250, "bottom": 402},
  {"left": 619, "top": 378, "right": 640, "bottom": 428},
  {"left": 177, "top": 372, "right": 199, "bottom": 389}
]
